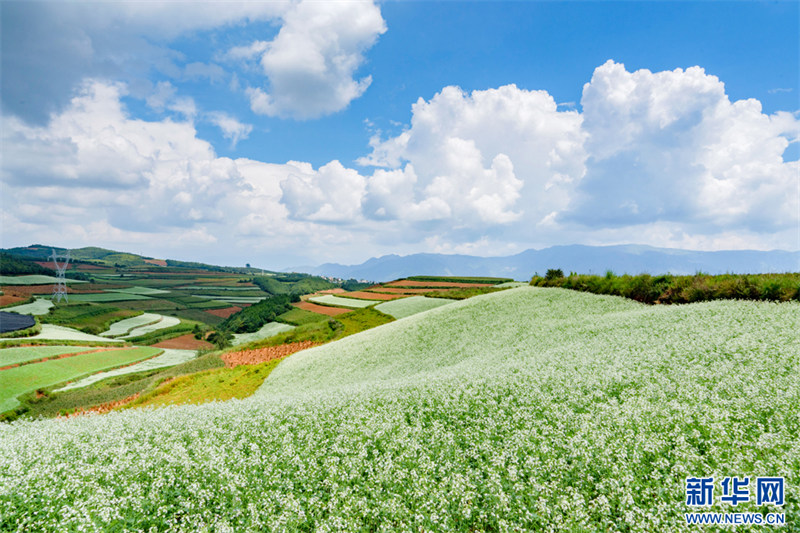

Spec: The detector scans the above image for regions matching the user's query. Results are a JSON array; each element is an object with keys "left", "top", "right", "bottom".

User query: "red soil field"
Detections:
[
  {"left": 0, "top": 285, "right": 104, "bottom": 296},
  {"left": 222, "top": 341, "right": 320, "bottom": 367},
  {"left": 384, "top": 280, "right": 493, "bottom": 288},
  {"left": 152, "top": 334, "right": 213, "bottom": 350},
  {"left": 339, "top": 291, "right": 406, "bottom": 301},
  {"left": 292, "top": 301, "right": 352, "bottom": 316},
  {"left": 0, "top": 294, "right": 26, "bottom": 307},
  {"left": 143, "top": 259, "right": 167, "bottom": 267},
  {"left": 205, "top": 306, "right": 242, "bottom": 318}
]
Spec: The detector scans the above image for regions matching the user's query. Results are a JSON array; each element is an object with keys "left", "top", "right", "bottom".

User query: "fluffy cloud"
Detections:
[
  {"left": 565, "top": 60, "right": 799, "bottom": 235},
  {"left": 243, "top": 0, "right": 386, "bottom": 119},
  {"left": 360, "top": 84, "right": 586, "bottom": 232}
]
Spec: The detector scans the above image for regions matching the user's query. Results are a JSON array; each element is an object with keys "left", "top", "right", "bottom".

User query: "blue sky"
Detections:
[{"left": 1, "top": 1, "right": 798, "bottom": 269}]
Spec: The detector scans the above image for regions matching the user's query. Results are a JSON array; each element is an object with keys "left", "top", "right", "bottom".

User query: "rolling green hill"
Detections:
[{"left": 1, "top": 288, "right": 798, "bottom": 530}]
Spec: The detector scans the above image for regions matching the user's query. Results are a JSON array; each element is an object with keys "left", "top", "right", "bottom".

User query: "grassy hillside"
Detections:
[{"left": 1, "top": 288, "right": 798, "bottom": 530}]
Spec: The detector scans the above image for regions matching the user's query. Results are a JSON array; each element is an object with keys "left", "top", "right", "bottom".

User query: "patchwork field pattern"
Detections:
[
  {"left": 292, "top": 301, "right": 351, "bottom": 316},
  {"left": 3, "top": 288, "right": 798, "bottom": 530},
  {"left": 308, "top": 295, "right": 375, "bottom": 308},
  {"left": 0, "top": 346, "right": 161, "bottom": 412},
  {"left": 55, "top": 349, "right": 198, "bottom": 391}
]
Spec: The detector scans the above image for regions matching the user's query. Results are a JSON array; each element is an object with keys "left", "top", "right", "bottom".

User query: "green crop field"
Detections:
[
  {"left": 0, "top": 346, "right": 161, "bottom": 413},
  {"left": 375, "top": 295, "right": 456, "bottom": 318},
  {"left": 2, "top": 288, "right": 798, "bottom": 531},
  {"left": 56, "top": 349, "right": 199, "bottom": 391},
  {"left": 119, "top": 315, "right": 181, "bottom": 339},
  {"left": 2, "top": 298, "right": 54, "bottom": 315},
  {"left": 65, "top": 293, "right": 152, "bottom": 303},
  {"left": 99, "top": 313, "right": 161, "bottom": 337},
  {"left": 0, "top": 275, "right": 86, "bottom": 285},
  {"left": 109, "top": 287, "right": 170, "bottom": 296},
  {"left": 308, "top": 294, "right": 375, "bottom": 308},
  {"left": 0, "top": 346, "right": 95, "bottom": 367}
]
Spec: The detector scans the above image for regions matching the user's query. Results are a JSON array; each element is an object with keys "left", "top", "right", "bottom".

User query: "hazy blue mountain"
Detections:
[{"left": 299, "top": 245, "right": 800, "bottom": 282}]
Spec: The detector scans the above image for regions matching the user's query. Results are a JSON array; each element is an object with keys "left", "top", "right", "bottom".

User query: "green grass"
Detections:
[
  {"left": 0, "top": 346, "right": 161, "bottom": 413},
  {"left": 0, "top": 345, "right": 95, "bottom": 367},
  {"left": 375, "top": 295, "right": 456, "bottom": 319},
  {"left": 6, "top": 352, "right": 225, "bottom": 421},
  {"left": 238, "top": 307, "right": 393, "bottom": 351},
  {"left": 276, "top": 307, "right": 329, "bottom": 326},
  {"left": 124, "top": 358, "right": 285, "bottom": 409}
]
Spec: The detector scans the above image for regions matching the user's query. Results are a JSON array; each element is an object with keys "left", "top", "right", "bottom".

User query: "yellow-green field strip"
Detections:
[
  {"left": 0, "top": 346, "right": 162, "bottom": 413},
  {"left": 0, "top": 346, "right": 96, "bottom": 367}
]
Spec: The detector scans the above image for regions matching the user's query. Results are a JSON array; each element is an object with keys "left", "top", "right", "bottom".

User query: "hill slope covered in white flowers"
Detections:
[{"left": 1, "top": 288, "right": 798, "bottom": 531}]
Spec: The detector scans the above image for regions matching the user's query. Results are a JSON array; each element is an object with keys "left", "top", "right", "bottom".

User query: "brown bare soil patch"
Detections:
[
  {"left": 293, "top": 301, "right": 352, "bottom": 316},
  {"left": 222, "top": 341, "right": 320, "bottom": 368},
  {"left": 152, "top": 334, "right": 214, "bottom": 350},
  {"left": 205, "top": 306, "right": 242, "bottom": 318},
  {"left": 340, "top": 291, "right": 406, "bottom": 301},
  {"left": 143, "top": 258, "right": 168, "bottom": 267},
  {"left": 1, "top": 285, "right": 102, "bottom": 296},
  {"left": 384, "top": 280, "right": 493, "bottom": 288},
  {"left": 0, "top": 294, "right": 26, "bottom": 306}
]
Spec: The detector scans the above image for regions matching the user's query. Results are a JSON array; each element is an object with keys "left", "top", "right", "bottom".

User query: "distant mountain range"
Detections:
[{"left": 295, "top": 245, "right": 800, "bottom": 282}]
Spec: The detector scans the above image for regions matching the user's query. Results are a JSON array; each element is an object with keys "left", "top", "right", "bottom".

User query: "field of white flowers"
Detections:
[{"left": 1, "top": 287, "right": 798, "bottom": 531}]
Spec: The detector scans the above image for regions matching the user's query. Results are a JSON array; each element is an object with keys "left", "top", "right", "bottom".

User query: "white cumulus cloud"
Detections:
[{"left": 243, "top": 0, "right": 386, "bottom": 119}]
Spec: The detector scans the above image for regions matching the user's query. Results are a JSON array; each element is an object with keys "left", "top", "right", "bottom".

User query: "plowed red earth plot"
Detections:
[
  {"left": 0, "top": 294, "right": 25, "bottom": 306},
  {"left": 340, "top": 291, "right": 406, "bottom": 300},
  {"left": 153, "top": 334, "right": 213, "bottom": 350},
  {"left": 385, "top": 280, "right": 493, "bottom": 288},
  {"left": 293, "top": 301, "right": 351, "bottom": 316},
  {"left": 2, "top": 285, "right": 103, "bottom": 296},
  {"left": 205, "top": 306, "right": 242, "bottom": 318},
  {"left": 222, "top": 341, "right": 320, "bottom": 367},
  {"left": 143, "top": 259, "right": 167, "bottom": 267}
]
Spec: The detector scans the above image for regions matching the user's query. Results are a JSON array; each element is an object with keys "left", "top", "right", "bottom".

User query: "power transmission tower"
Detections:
[{"left": 51, "top": 249, "right": 70, "bottom": 303}]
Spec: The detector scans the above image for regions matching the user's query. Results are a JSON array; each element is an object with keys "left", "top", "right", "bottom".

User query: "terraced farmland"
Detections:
[
  {"left": 2, "top": 288, "right": 797, "bottom": 530},
  {"left": 0, "top": 324, "right": 125, "bottom": 343},
  {"left": 231, "top": 322, "right": 296, "bottom": 346},
  {"left": 0, "top": 346, "right": 96, "bottom": 367}
]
